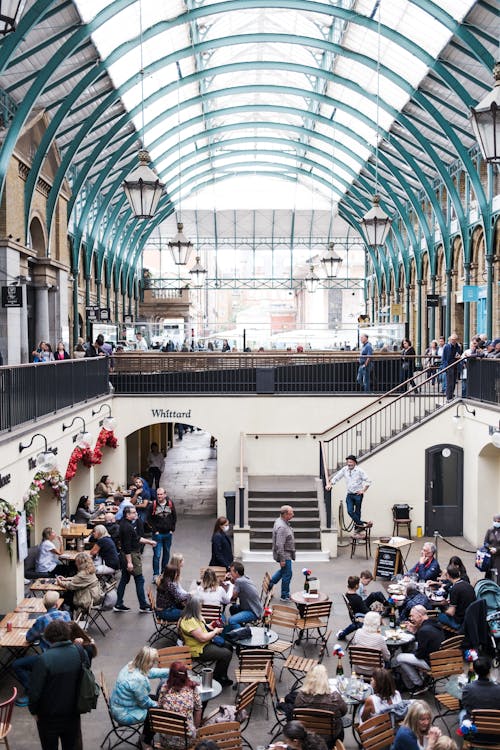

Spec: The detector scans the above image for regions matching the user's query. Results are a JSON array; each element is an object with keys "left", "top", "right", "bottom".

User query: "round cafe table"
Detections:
[
  {"left": 291, "top": 591, "right": 328, "bottom": 606},
  {"left": 235, "top": 626, "right": 278, "bottom": 648}
]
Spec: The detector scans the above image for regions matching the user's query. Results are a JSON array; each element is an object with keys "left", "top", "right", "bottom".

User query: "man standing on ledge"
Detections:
[
  {"left": 326, "top": 455, "right": 372, "bottom": 531},
  {"left": 271, "top": 505, "right": 295, "bottom": 602},
  {"left": 357, "top": 333, "right": 373, "bottom": 392}
]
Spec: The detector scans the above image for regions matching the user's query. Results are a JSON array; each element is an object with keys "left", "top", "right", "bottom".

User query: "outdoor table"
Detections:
[
  {"left": 235, "top": 626, "right": 278, "bottom": 648},
  {"left": 381, "top": 626, "right": 415, "bottom": 653},
  {"left": 15, "top": 597, "right": 63, "bottom": 612},
  {"left": 0, "top": 626, "right": 34, "bottom": 679},
  {"left": 0, "top": 611, "right": 39, "bottom": 629},
  {"left": 59, "top": 550, "right": 80, "bottom": 561},
  {"left": 30, "top": 578, "right": 66, "bottom": 597},
  {"left": 329, "top": 676, "right": 372, "bottom": 747},
  {"left": 291, "top": 591, "right": 328, "bottom": 606}
]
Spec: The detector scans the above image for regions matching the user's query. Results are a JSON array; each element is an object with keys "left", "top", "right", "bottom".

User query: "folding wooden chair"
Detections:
[
  {"left": 200, "top": 603, "right": 223, "bottom": 624},
  {"left": 281, "top": 631, "right": 331, "bottom": 688},
  {"left": 427, "top": 648, "right": 465, "bottom": 731},
  {"left": 266, "top": 604, "right": 298, "bottom": 661},
  {"left": 268, "top": 660, "right": 288, "bottom": 741},
  {"left": 196, "top": 721, "right": 243, "bottom": 750},
  {"left": 233, "top": 648, "right": 274, "bottom": 690},
  {"left": 235, "top": 681, "right": 259, "bottom": 739},
  {"left": 146, "top": 587, "right": 179, "bottom": 646},
  {"left": 100, "top": 672, "right": 143, "bottom": 750},
  {"left": 149, "top": 708, "right": 194, "bottom": 750},
  {"left": 294, "top": 600, "right": 332, "bottom": 653},
  {"left": 0, "top": 687, "right": 16, "bottom": 750},
  {"left": 357, "top": 713, "right": 394, "bottom": 750},
  {"left": 348, "top": 646, "right": 384, "bottom": 681},
  {"left": 157, "top": 645, "right": 193, "bottom": 670},
  {"left": 439, "top": 634, "right": 464, "bottom": 650},
  {"left": 292, "top": 707, "right": 342, "bottom": 743},
  {"left": 342, "top": 594, "right": 364, "bottom": 642},
  {"left": 463, "top": 709, "right": 500, "bottom": 749}
]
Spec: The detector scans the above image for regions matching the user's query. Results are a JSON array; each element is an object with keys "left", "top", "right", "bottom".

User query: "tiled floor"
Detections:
[{"left": 1, "top": 435, "right": 487, "bottom": 747}]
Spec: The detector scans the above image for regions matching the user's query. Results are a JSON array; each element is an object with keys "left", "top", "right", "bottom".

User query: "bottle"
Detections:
[
  {"left": 304, "top": 576, "right": 310, "bottom": 594},
  {"left": 77, "top": 533, "right": 84, "bottom": 552},
  {"left": 336, "top": 658, "right": 344, "bottom": 676},
  {"left": 467, "top": 662, "right": 476, "bottom": 683},
  {"left": 390, "top": 606, "right": 397, "bottom": 628}
]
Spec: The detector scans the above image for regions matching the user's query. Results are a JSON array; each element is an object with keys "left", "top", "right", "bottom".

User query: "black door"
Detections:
[{"left": 425, "top": 444, "right": 463, "bottom": 536}]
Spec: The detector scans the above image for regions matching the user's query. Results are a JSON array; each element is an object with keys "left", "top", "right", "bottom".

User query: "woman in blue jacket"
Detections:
[
  {"left": 111, "top": 646, "right": 169, "bottom": 750},
  {"left": 392, "top": 700, "right": 441, "bottom": 750},
  {"left": 210, "top": 516, "right": 233, "bottom": 570}
]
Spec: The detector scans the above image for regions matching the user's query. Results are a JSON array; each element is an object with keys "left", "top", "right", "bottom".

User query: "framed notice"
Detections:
[
  {"left": 374, "top": 545, "right": 400, "bottom": 579},
  {"left": 17, "top": 511, "right": 28, "bottom": 562},
  {"left": 1, "top": 285, "right": 22, "bottom": 308}
]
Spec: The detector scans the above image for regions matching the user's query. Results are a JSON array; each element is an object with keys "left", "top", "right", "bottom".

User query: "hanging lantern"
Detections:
[
  {"left": 304, "top": 265, "right": 319, "bottom": 294},
  {"left": 36, "top": 450, "right": 57, "bottom": 472},
  {"left": 168, "top": 222, "right": 193, "bottom": 265},
  {"left": 76, "top": 431, "right": 92, "bottom": 450},
  {"left": 189, "top": 256, "right": 207, "bottom": 288},
  {"left": 361, "top": 195, "right": 392, "bottom": 248},
  {"left": 102, "top": 416, "right": 117, "bottom": 432},
  {"left": 123, "top": 150, "right": 165, "bottom": 219},
  {"left": 470, "top": 63, "right": 500, "bottom": 163},
  {"left": 321, "top": 243, "right": 343, "bottom": 279}
]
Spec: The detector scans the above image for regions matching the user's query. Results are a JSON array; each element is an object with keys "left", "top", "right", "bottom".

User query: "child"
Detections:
[
  {"left": 358, "top": 570, "right": 389, "bottom": 610},
  {"left": 337, "top": 575, "right": 368, "bottom": 640}
]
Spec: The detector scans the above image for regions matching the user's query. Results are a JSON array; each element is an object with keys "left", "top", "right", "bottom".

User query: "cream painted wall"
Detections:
[{"left": 1, "top": 394, "right": 498, "bottom": 610}]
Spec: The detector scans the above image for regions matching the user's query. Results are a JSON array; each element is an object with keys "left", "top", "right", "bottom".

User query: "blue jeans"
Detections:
[
  {"left": 438, "top": 612, "right": 461, "bottom": 630},
  {"left": 227, "top": 608, "right": 256, "bottom": 630},
  {"left": 12, "top": 653, "right": 39, "bottom": 691},
  {"left": 271, "top": 559, "right": 293, "bottom": 599},
  {"left": 116, "top": 567, "right": 148, "bottom": 609},
  {"left": 156, "top": 607, "right": 183, "bottom": 622},
  {"left": 152, "top": 532, "right": 172, "bottom": 576},
  {"left": 356, "top": 364, "right": 371, "bottom": 392},
  {"left": 346, "top": 493, "right": 363, "bottom": 526}
]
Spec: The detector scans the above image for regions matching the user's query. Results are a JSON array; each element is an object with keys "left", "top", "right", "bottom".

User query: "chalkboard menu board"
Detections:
[{"left": 375, "top": 545, "right": 399, "bottom": 579}]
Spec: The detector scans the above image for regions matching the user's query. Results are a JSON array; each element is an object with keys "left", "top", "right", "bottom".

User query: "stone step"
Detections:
[
  {"left": 248, "top": 490, "right": 317, "bottom": 499},
  {"left": 248, "top": 498, "right": 318, "bottom": 507},
  {"left": 248, "top": 516, "right": 320, "bottom": 525},
  {"left": 250, "top": 528, "right": 320, "bottom": 539},
  {"left": 242, "top": 549, "right": 331, "bottom": 563}
]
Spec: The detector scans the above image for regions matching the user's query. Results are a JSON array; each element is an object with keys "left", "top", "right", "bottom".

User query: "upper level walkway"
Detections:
[{"left": 0, "top": 354, "right": 498, "bottom": 435}]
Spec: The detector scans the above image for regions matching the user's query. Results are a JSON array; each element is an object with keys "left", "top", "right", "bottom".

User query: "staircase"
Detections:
[{"left": 246, "top": 475, "right": 322, "bottom": 556}]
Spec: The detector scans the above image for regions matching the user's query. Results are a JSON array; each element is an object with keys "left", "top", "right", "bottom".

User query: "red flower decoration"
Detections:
[{"left": 65, "top": 428, "right": 118, "bottom": 480}]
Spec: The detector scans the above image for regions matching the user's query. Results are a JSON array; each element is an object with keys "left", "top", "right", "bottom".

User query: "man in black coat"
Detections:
[
  {"left": 395, "top": 605, "right": 444, "bottom": 693},
  {"left": 29, "top": 619, "right": 89, "bottom": 750},
  {"left": 462, "top": 656, "right": 500, "bottom": 717},
  {"left": 114, "top": 505, "right": 156, "bottom": 612}
]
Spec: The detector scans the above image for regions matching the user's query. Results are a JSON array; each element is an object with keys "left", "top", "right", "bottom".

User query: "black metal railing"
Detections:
[
  {"left": 0, "top": 358, "right": 110, "bottom": 434},
  {"left": 467, "top": 358, "right": 500, "bottom": 405}
]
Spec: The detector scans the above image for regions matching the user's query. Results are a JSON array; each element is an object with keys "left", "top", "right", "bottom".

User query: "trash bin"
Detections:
[{"left": 224, "top": 491, "right": 236, "bottom": 524}]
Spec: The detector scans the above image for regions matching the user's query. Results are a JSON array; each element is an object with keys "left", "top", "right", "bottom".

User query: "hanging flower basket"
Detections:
[
  {"left": 92, "top": 427, "right": 118, "bottom": 466},
  {"left": 24, "top": 469, "right": 68, "bottom": 522},
  {"left": 65, "top": 445, "right": 96, "bottom": 482},
  {"left": 0, "top": 498, "right": 21, "bottom": 558}
]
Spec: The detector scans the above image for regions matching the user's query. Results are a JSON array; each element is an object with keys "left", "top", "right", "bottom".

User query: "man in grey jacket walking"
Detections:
[{"left": 271, "top": 505, "right": 295, "bottom": 601}]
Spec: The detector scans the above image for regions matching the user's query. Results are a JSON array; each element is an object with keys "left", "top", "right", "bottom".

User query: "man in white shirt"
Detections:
[
  {"left": 135, "top": 332, "right": 148, "bottom": 351},
  {"left": 326, "top": 455, "right": 372, "bottom": 530}
]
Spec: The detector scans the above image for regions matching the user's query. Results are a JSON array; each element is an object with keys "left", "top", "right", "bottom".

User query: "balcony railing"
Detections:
[{"left": 0, "top": 358, "right": 110, "bottom": 434}]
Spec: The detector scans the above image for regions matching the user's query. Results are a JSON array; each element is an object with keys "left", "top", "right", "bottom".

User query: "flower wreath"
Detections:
[
  {"left": 92, "top": 427, "right": 118, "bottom": 466},
  {"left": 24, "top": 470, "right": 68, "bottom": 521},
  {"left": 65, "top": 445, "right": 96, "bottom": 482},
  {"left": 0, "top": 498, "right": 21, "bottom": 558}
]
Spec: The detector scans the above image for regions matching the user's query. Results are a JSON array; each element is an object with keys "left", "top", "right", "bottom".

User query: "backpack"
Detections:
[
  {"left": 475, "top": 547, "right": 492, "bottom": 573},
  {"left": 76, "top": 647, "right": 99, "bottom": 713},
  {"left": 151, "top": 498, "right": 173, "bottom": 516}
]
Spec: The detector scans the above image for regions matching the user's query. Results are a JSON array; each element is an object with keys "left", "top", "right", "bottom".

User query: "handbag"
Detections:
[
  {"left": 76, "top": 646, "right": 99, "bottom": 713},
  {"left": 225, "top": 625, "right": 252, "bottom": 642},
  {"left": 475, "top": 546, "right": 491, "bottom": 573}
]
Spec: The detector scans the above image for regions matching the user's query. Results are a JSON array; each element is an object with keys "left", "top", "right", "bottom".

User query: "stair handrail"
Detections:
[{"left": 318, "top": 359, "right": 460, "bottom": 441}]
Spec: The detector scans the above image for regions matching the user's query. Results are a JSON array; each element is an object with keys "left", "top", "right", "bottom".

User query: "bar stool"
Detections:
[
  {"left": 350, "top": 525, "right": 372, "bottom": 559},
  {"left": 392, "top": 504, "right": 412, "bottom": 538}
]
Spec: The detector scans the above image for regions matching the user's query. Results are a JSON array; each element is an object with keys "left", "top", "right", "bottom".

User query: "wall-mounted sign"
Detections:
[
  {"left": 391, "top": 303, "right": 402, "bottom": 316},
  {"left": 426, "top": 294, "right": 439, "bottom": 308},
  {"left": 99, "top": 307, "right": 110, "bottom": 321},
  {"left": 151, "top": 408, "right": 192, "bottom": 419},
  {"left": 0, "top": 472, "right": 11, "bottom": 488},
  {"left": 123, "top": 314, "right": 134, "bottom": 323},
  {"left": 1, "top": 285, "right": 22, "bottom": 308},
  {"left": 86, "top": 305, "right": 99, "bottom": 321},
  {"left": 462, "top": 285, "right": 479, "bottom": 303}
]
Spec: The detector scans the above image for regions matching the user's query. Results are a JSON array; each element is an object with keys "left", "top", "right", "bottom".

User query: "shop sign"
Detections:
[
  {"left": 1, "top": 285, "right": 22, "bottom": 307},
  {"left": 426, "top": 294, "right": 439, "bottom": 307}
]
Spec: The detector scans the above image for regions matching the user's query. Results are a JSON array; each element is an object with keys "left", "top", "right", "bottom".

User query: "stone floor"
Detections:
[{"left": 0, "top": 434, "right": 486, "bottom": 747}]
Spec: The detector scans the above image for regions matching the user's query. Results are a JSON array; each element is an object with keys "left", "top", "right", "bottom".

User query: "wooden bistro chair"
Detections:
[
  {"left": 200, "top": 603, "right": 223, "bottom": 624},
  {"left": 392, "top": 504, "right": 412, "bottom": 539},
  {"left": 357, "top": 713, "right": 395, "bottom": 750},
  {"left": 462, "top": 709, "right": 500, "bottom": 750},
  {"left": 348, "top": 646, "right": 384, "bottom": 682},
  {"left": 292, "top": 707, "right": 341, "bottom": 744},
  {"left": 196, "top": 721, "right": 243, "bottom": 750},
  {"left": 266, "top": 604, "right": 299, "bottom": 662},
  {"left": 0, "top": 687, "right": 16, "bottom": 750},
  {"left": 294, "top": 600, "right": 332, "bottom": 654},
  {"left": 428, "top": 648, "right": 465, "bottom": 731},
  {"left": 147, "top": 588, "right": 179, "bottom": 646},
  {"left": 100, "top": 673, "right": 143, "bottom": 750},
  {"left": 281, "top": 631, "right": 331, "bottom": 688},
  {"left": 157, "top": 645, "right": 193, "bottom": 670},
  {"left": 234, "top": 681, "right": 260, "bottom": 747},
  {"left": 260, "top": 571, "right": 272, "bottom": 602},
  {"left": 439, "top": 634, "right": 464, "bottom": 651},
  {"left": 350, "top": 524, "right": 372, "bottom": 559},
  {"left": 234, "top": 648, "right": 274, "bottom": 690},
  {"left": 149, "top": 708, "right": 193, "bottom": 750}
]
